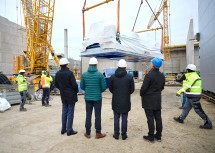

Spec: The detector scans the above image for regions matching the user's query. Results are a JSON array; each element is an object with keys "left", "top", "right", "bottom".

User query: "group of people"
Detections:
[
  {"left": 16, "top": 69, "right": 53, "bottom": 111},
  {"left": 54, "top": 57, "right": 164, "bottom": 142},
  {"left": 16, "top": 56, "right": 213, "bottom": 142}
]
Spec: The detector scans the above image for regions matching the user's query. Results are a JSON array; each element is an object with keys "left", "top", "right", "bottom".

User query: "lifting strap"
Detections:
[{"left": 132, "top": 0, "right": 144, "bottom": 31}]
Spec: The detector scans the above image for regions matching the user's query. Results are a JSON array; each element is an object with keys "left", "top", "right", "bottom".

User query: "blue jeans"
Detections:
[
  {"left": 42, "top": 88, "right": 50, "bottom": 105},
  {"left": 62, "top": 103, "right": 75, "bottom": 133},
  {"left": 114, "top": 111, "right": 128, "bottom": 136},
  {"left": 85, "top": 100, "right": 102, "bottom": 135},
  {"left": 181, "top": 93, "right": 186, "bottom": 107},
  {"left": 19, "top": 90, "right": 27, "bottom": 109}
]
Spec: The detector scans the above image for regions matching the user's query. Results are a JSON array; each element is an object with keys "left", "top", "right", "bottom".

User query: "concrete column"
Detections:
[
  {"left": 64, "top": 29, "right": 68, "bottom": 58},
  {"left": 186, "top": 19, "right": 195, "bottom": 65}
]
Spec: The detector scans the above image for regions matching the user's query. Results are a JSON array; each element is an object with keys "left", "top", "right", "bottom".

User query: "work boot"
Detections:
[
  {"left": 173, "top": 116, "right": 184, "bottom": 123},
  {"left": 20, "top": 108, "right": 27, "bottom": 111},
  {"left": 45, "top": 104, "right": 51, "bottom": 107},
  {"left": 143, "top": 135, "right": 154, "bottom": 142},
  {"left": 200, "top": 121, "right": 213, "bottom": 129},
  {"left": 95, "top": 132, "right": 106, "bottom": 139},
  {"left": 84, "top": 133, "right": 91, "bottom": 139}
]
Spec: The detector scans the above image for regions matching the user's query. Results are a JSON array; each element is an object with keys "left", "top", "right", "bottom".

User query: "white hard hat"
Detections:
[
  {"left": 59, "top": 58, "right": 69, "bottom": 65},
  {"left": 19, "top": 69, "right": 25, "bottom": 73},
  {"left": 89, "top": 57, "right": 98, "bottom": 65},
  {"left": 186, "top": 64, "right": 196, "bottom": 71},
  {"left": 118, "top": 59, "right": 127, "bottom": 68}
]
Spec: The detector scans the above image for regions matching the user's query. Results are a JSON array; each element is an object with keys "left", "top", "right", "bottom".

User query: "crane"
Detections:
[
  {"left": 135, "top": 0, "right": 170, "bottom": 60},
  {"left": 146, "top": 0, "right": 170, "bottom": 60},
  {"left": 20, "top": 0, "right": 59, "bottom": 74}
]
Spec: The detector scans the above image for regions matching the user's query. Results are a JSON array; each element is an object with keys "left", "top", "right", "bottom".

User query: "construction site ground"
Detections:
[{"left": 0, "top": 83, "right": 215, "bottom": 153}]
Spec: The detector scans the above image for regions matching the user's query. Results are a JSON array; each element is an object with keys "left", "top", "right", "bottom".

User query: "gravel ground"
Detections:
[{"left": 0, "top": 83, "right": 215, "bottom": 153}]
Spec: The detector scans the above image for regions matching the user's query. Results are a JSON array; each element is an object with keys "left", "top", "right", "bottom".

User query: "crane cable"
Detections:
[
  {"left": 145, "top": 0, "right": 163, "bottom": 28},
  {"left": 132, "top": 0, "right": 143, "bottom": 31}
]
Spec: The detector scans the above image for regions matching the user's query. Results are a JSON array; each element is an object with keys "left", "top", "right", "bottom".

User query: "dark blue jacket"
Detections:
[{"left": 109, "top": 68, "right": 135, "bottom": 113}]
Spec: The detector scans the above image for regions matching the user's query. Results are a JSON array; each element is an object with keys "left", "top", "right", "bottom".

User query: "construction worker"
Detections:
[
  {"left": 55, "top": 58, "right": 78, "bottom": 136},
  {"left": 80, "top": 57, "right": 107, "bottom": 139},
  {"left": 174, "top": 64, "right": 213, "bottom": 129},
  {"left": 140, "top": 57, "right": 165, "bottom": 142},
  {"left": 16, "top": 69, "right": 28, "bottom": 111},
  {"left": 41, "top": 70, "right": 53, "bottom": 106},
  {"left": 109, "top": 59, "right": 135, "bottom": 140}
]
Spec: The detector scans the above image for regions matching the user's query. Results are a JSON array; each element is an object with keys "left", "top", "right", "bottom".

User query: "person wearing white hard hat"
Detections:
[
  {"left": 80, "top": 57, "right": 107, "bottom": 139},
  {"left": 109, "top": 59, "right": 135, "bottom": 140},
  {"left": 174, "top": 64, "right": 213, "bottom": 129},
  {"left": 55, "top": 58, "right": 79, "bottom": 136},
  {"left": 16, "top": 69, "right": 28, "bottom": 111}
]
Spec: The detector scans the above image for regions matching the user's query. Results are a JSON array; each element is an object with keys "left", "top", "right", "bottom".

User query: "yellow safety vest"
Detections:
[
  {"left": 16, "top": 74, "right": 28, "bottom": 92},
  {"left": 41, "top": 74, "right": 53, "bottom": 88},
  {"left": 177, "top": 72, "right": 202, "bottom": 96}
]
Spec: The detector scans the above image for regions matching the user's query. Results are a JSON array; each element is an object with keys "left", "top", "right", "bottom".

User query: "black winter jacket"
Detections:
[
  {"left": 140, "top": 68, "right": 165, "bottom": 110},
  {"left": 109, "top": 68, "right": 135, "bottom": 113},
  {"left": 55, "top": 67, "right": 78, "bottom": 104}
]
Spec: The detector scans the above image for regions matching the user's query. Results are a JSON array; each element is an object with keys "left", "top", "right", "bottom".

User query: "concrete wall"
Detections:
[
  {"left": 198, "top": 0, "right": 215, "bottom": 93},
  {"left": 161, "top": 46, "right": 199, "bottom": 73},
  {"left": 0, "top": 16, "right": 26, "bottom": 74}
]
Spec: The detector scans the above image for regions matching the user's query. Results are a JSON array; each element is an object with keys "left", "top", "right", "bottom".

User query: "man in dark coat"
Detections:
[
  {"left": 55, "top": 58, "right": 78, "bottom": 136},
  {"left": 140, "top": 57, "right": 165, "bottom": 142},
  {"left": 109, "top": 59, "right": 135, "bottom": 140}
]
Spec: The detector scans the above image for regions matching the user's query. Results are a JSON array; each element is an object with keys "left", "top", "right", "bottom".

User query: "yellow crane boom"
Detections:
[
  {"left": 21, "top": 0, "right": 59, "bottom": 74},
  {"left": 147, "top": 0, "right": 170, "bottom": 60}
]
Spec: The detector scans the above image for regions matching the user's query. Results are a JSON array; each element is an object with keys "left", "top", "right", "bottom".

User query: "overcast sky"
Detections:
[{"left": 0, "top": 0, "right": 198, "bottom": 60}]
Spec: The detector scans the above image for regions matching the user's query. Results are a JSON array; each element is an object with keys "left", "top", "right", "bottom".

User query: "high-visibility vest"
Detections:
[
  {"left": 16, "top": 74, "right": 27, "bottom": 92},
  {"left": 177, "top": 72, "right": 202, "bottom": 96},
  {"left": 41, "top": 74, "right": 53, "bottom": 88}
]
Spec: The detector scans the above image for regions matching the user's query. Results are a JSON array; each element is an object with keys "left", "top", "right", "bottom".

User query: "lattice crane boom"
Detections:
[
  {"left": 21, "top": 0, "right": 59, "bottom": 74},
  {"left": 147, "top": 0, "right": 170, "bottom": 60}
]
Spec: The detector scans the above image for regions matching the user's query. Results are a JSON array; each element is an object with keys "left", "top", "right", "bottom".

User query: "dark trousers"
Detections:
[
  {"left": 19, "top": 90, "right": 27, "bottom": 109},
  {"left": 62, "top": 103, "right": 75, "bottom": 133},
  {"left": 42, "top": 88, "right": 50, "bottom": 105},
  {"left": 144, "top": 109, "right": 162, "bottom": 138},
  {"left": 114, "top": 111, "right": 128, "bottom": 136},
  {"left": 180, "top": 97, "right": 212, "bottom": 125},
  {"left": 85, "top": 100, "right": 102, "bottom": 135}
]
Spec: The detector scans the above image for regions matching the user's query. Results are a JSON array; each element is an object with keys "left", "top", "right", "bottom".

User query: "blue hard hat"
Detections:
[{"left": 151, "top": 57, "right": 162, "bottom": 68}]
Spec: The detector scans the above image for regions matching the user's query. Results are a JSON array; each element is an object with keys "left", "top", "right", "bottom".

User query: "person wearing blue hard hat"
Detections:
[
  {"left": 140, "top": 57, "right": 165, "bottom": 142},
  {"left": 151, "top": 57, "right": 163, "bottom": 68}
]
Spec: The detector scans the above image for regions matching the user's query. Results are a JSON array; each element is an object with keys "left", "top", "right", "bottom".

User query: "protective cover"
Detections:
[{"left": 81, "top": 21, "right": 163, "bottom": 61}]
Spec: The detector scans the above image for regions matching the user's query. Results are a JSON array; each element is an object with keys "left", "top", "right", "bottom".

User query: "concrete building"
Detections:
[
  {"left": 198, "top": 0, "right": 215, "bottom": 93},
  {"left": 0, "top": 16, "right": 26, "bottom": 74}
]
